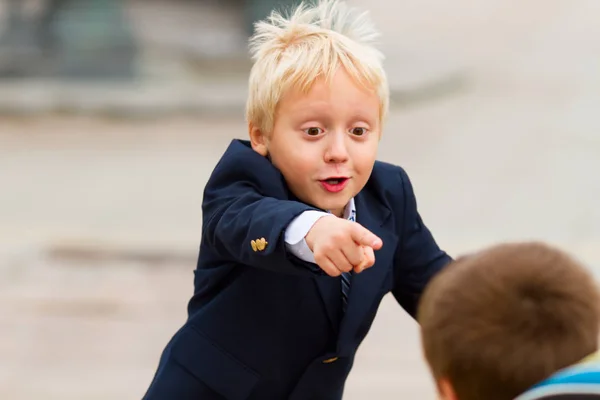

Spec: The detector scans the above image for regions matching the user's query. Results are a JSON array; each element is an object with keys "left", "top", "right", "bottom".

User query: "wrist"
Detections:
[{"left": 305, "top": 214, "right": 334, "bottom": 250}]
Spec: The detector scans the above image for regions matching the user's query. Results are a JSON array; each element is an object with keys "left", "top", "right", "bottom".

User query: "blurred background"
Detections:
[{"left": 0, "top": 0, "right": 599, "bottom": 399}]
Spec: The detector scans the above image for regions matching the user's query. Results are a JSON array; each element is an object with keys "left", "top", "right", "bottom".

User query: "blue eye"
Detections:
[{"left": 304, "top": 127, "right": 324, "bottom": 136}]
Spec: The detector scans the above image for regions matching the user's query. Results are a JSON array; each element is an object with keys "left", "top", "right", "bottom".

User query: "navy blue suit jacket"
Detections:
[{"left": 143, "top": 139, "right": 451, "bottom": 400}]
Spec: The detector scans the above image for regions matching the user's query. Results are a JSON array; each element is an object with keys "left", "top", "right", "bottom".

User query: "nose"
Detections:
[{"left": 324, "top": 131, "right": 349, "bottom": 164}]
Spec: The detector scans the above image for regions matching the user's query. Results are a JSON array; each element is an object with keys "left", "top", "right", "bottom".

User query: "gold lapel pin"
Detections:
[{"left": 251, "top": 237, "right": 268, "bottom": 252}]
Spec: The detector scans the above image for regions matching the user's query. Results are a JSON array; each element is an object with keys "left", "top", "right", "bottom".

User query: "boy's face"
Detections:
[{"left": 251, "top": 68, "right": 381, "bottom": 216}]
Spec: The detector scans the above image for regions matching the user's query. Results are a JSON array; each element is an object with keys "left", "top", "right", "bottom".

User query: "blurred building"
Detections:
[
  {"left": 0, "top": 0, "right": 310, "bottom": 116},
  {"left": 0, "top": 0, "right": 301, "bottom": 80}
]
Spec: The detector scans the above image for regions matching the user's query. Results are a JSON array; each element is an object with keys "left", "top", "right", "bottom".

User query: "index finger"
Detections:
[{"left": 350, "top": 223, "right": 382, "bottom": 250}]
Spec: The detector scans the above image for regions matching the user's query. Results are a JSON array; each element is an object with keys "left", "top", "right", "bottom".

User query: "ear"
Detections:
[
  {"left": 438, "top": 378, "right": 458, "bottom": 400},
  {"left": 248, "top": 122, "right": 268, "bottom": 157}
]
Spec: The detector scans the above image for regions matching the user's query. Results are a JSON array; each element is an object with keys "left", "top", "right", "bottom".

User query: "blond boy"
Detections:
[{"left": 143, "top": 1, "right": 451, "bottom": 399}]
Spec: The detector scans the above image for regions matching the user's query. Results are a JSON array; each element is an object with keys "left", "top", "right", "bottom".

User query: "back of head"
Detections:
[
  {"left": 246, "top": 0, "right": 389, "bottom": 134},
  {"left": 418, "top": 242, "right": 600, "bottom": 400}
]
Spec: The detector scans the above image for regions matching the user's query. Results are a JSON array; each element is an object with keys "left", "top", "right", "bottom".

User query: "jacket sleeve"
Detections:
[
  {"left": 201, "top": 149, "right": 325, "bottom": 276},
  {"left": 391, "top": 168, "right": 452, "bottom": 318}
]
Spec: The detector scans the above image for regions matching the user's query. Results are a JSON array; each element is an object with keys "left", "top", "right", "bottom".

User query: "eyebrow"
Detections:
[
  {"left": 348, "top": 113, "right": 376, "bottom": 123},
  {"left": 290, "top": 107, "right": 332, "bottom": 122},
  {"left": 285, "top": 102, "right": 378, "bottom": 125}
]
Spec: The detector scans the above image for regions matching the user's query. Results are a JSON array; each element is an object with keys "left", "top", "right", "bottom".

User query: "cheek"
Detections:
[
  {"left": 285, "top": 157, "right": 315, "bottom": 182},
  {"left": 353, "top": 144, "right": 378, "bottom": 174},
  {"left": 270, "top": 146, "right": 315, "bottom": 184}
]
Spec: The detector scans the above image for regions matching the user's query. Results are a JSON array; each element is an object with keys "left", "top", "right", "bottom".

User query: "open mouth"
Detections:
[
  {"left": 319, "top": 177, "right": 350, "bottom": 193},
  {"left": 323, "top": 177, "right": 347, "bottom": 185}
]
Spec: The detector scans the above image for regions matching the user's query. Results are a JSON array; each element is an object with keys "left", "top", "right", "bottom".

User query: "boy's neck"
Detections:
[
  {"left": 580, "top": 350, "right": 600, "bottom": 364},
  {"left": 328, "top": 198, "right": 355, "bottom": 219}
]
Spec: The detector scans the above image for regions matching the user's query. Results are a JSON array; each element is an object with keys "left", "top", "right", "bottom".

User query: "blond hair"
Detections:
[{"left": 246, "top": 0, "right": 389, "bottom": 134}]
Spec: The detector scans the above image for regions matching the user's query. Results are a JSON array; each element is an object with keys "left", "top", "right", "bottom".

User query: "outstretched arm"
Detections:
[{"left": 201, "top": 146, "right": 324, "bottom": 276}]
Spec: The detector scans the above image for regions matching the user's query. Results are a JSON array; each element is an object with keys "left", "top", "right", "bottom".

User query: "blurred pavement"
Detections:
[{"left": 1, "top": 0, "right": 600, "bottom": 399}]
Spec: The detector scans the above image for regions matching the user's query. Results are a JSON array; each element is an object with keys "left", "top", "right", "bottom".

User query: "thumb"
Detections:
[
  {"left": 351, "top": 223, "right": 383, "bottom": 250},
  {"left": 354, "top": 246, "right": 376, "bottom": 273}
]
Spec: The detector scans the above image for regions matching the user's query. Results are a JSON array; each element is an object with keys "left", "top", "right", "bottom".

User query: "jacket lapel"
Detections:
[
  {"left": 337, "top": 190, "right": 398, "bottom": 349},
  {"left": 285, "top": 169, "right": 396, "bottom": 337},
  {"left": 280, "top": 176, "right": 342, "bottom": 334},
  {"left": 313, "top": 274, "right": 343, "bottom": 334}
]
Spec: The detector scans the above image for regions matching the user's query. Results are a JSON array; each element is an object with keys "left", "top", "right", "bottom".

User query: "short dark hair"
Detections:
[{"left": 418, "top": 242, "right": 600, "bottom": 400}]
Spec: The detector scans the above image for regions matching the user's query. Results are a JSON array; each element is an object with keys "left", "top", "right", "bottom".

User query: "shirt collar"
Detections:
[
  {"left": 326, "top": 198, "right": 356, "bottom": 221},
  {"left": 342, "top": 198, "right": 356, "bottom": 221}
]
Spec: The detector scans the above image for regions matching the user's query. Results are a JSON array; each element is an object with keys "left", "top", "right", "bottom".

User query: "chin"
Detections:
[{"left": 321, "top": 200, "right": 350, "bottom": 213}]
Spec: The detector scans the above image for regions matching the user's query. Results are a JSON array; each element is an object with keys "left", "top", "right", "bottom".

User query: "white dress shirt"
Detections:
[{"left": 284, "top": 198, "right": 356, "bottom": 263}]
